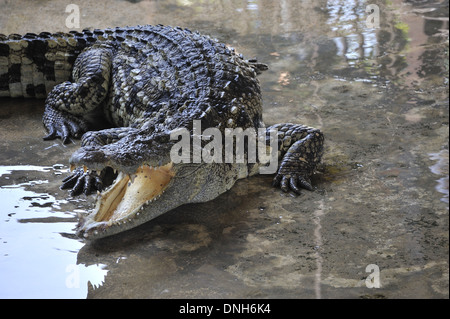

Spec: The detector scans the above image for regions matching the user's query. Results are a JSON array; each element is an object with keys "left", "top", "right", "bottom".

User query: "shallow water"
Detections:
[{"left": 0, "top": 0, "right": 448, "bottom": 298}]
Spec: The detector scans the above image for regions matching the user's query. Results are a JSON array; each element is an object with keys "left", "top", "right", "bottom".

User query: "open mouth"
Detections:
[{"left": 92, "top": 162, "right": 174, "bottom": 225}]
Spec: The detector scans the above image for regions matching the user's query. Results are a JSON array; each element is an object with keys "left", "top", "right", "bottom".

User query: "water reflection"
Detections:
[
  {"left": 326, "top": 0, "right": 379, "bottom": 67},
  {"left": 247, "top": 0, "right": 258, "bottom": 11},
  {"left": 429, "top": 151, "right": 449, "bottom": 205},
  {"left": 0, "top": 166, "right": 108, "bottom": 298}
]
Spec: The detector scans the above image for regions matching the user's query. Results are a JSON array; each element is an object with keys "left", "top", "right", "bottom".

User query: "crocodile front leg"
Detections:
[
  {"left": 268, "top": 123, "right": 324, "bottom": 194},
  {"left": 41, "top": 45, "right": 115, "bottom": 194},
  {"left": 61, "top": 167, "right": 111, "bottom": 196},
  {"left": 43, "top": 45, "right": 113, "bottom": 143},
  {"left": 61, "top": 127, "right": 137, "bottom": 196}
]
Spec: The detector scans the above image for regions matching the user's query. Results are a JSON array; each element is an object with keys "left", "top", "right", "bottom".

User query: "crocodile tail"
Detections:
[{"left": 0, "top": 30, "right": 95, "bottom": 98}]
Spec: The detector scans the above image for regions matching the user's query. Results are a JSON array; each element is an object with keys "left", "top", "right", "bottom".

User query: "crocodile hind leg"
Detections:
[
  {"left": 267, "top": 123, "right": 324, "bottom": 194},
  {"left": 43, "top": 45, "right": 112, "bottom": 144},
  {"left": 61, "top": 127, "right": 136, "bottom": 196}
]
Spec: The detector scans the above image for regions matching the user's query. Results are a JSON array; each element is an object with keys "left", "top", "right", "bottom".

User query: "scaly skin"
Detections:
[{"left": 0, "top": 25, "right": 324, "bottom": 239}]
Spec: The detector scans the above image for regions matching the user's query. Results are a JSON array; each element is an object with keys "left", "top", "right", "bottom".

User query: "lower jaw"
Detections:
[{"left": 92, "top": 162, "right": 174, "bottom": 224}]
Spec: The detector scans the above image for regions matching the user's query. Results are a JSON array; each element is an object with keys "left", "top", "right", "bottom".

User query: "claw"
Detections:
[
  {"left": 42, "top": 123, "right": 73, "bottom": 144},
  {"left": 272, "top": 172, "right": 313, "bottom": 194},
  {"left": 43, "top": 126, "right": 57, "bottom": 141},
  {"left": 289, "top": 175, "right": 302, "bottom": 194},
  {"left": 280, "top": 175, "right": 290, "bottom": 193},
  {"left": 272, "top": 174, "right": 282, "bottom": 187},
  {"left": 61, "top": 124, "right": 71, "bottom": 144},
  {"left": 70, "top": 174, "right": 87, "bottom": 196},
  {"left": 61, "top": 173, "right": 79, "bottom": 189},
  {"left": 68, "top": 120, "right": 84, "bottom": 139},
  {"left": 298, "top": 176, "right": 313, "bottom": 191},
  {"left": 94, "top": 175, "right": 104, "bottom": 192}
]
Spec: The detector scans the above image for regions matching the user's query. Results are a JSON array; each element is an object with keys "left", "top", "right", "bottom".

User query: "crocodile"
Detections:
[{"left": 0, "top": 25, "right": 324, "bottom": 240}]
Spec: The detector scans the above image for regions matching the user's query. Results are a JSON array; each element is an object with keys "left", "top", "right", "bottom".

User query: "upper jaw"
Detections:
[
  {"left": 69, "top": 146, "right": 115, "bottom": 173},
  {"left": 69, "top": 145, "right": 175, "bottom": 175},
  {"left": 69, "top": 134, "right": 175, "bottom": 176}
]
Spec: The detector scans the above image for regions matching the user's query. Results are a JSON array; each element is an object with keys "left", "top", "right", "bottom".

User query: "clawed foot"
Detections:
[
  {"left": 43, "top": 110, "right": 89, "bottom": 144},
  {"left": 272, "top": 173, "right": 313, "bottom": 194},
  {"left": 61, "top": 167, "right": 103, "bottom": 196},
  {"left": 270, "top": 130, "right": 323, "bottom": 195},
  {"left": 61, "top": 167, "right": 116, "bottom": 196}
]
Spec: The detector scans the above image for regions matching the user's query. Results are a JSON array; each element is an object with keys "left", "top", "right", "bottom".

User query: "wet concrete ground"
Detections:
[{"left": 0, "top": 0, "right": 448, "bottom": 298}]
